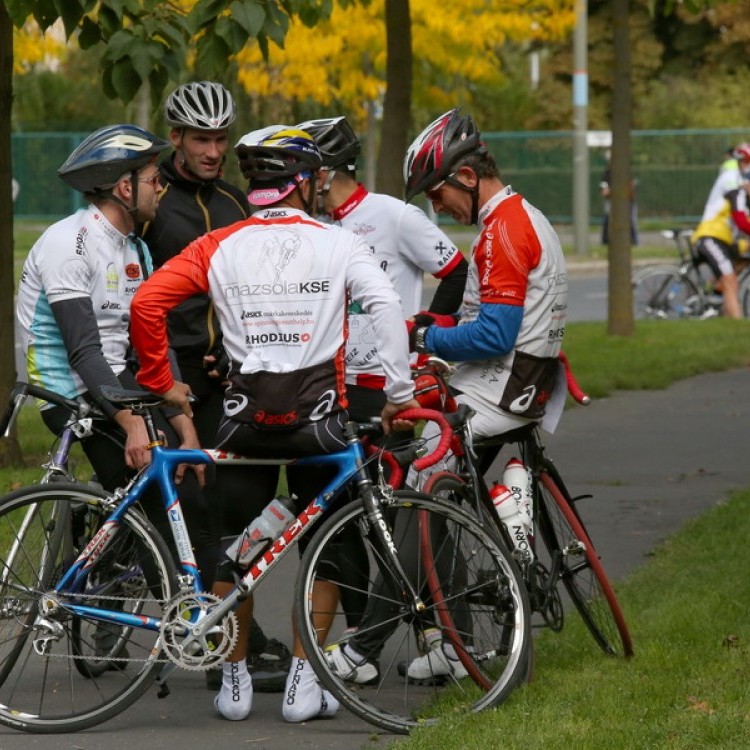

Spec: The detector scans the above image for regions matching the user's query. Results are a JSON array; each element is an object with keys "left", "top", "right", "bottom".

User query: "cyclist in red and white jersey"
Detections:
[
  {"left": 405, "top": 108, "right": 568, "bottom": 438},
  {"left": 328, "top": 109, "right": 568, "bottom": 686},
  {"left": 129, "top": 126, "right": 418, "bottom": 725}
]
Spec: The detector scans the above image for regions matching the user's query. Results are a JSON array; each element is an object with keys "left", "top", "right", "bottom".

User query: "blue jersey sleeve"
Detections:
[{"left": 425, "top": 302, "right": 523, "bottom": 361}]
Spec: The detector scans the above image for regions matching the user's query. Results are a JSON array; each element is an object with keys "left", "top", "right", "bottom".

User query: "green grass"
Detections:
[
  {"left": 563, "top": 318, "right": 750, "bottom": 398},
  {"left": 390, "top": 489, "right": 750, "bottom": 750}
]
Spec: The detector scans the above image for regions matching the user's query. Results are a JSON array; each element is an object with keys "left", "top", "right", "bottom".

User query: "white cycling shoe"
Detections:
[
  {"left": 325, "top": 643, "right": 380, "bottom": 686},
  {"left": 402, "top": 646, "right": 469, "bottom": 684}
]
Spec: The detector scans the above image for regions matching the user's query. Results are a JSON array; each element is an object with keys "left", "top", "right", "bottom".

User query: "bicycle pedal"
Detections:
[{"left": 157, "top": 681, "right": 171, "bottom": 699}]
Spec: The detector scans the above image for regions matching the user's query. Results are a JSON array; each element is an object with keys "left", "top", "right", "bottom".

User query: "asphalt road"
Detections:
[{"left": 2, "top": 366, "right": 748, "bottom": 750}]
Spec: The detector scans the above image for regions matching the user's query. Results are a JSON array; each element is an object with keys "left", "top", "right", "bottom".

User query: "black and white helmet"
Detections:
[
  {"left": 295, "top": 116, "right": 360, "bottom": 172},
  {"left": 164, "top": 81, "right": 236, "bottom": 131},
  {"left": 58, "top": 124, "right": 169, "bottom": 193}
]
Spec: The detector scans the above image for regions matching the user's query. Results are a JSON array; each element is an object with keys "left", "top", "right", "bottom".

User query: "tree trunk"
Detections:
[
  {"left": 607, "top": 0, "right": 634, "bottom": 336},
  {"left": 0, "top": 3, "right": 22, "bottom": 466},
  {"left": 375, "top": 0, "right": 412, "bottom": 198}
]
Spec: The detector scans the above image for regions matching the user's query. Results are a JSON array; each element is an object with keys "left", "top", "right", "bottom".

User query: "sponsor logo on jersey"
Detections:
[
  {"left": 261, "top": 209, "right": 289, "bottom": 218},
  {"left": 125, "top": 263, "right": 141, "bottom": 279},
  {"left": 106, "top": 263, "right": 118, "bottom": 293},
  {"left": 244, "top": 332, "right": 312, "bottom": 345},
  {"left": 352, "top": 222, "right": 376, "bottom": 236},
  {"left": 75, "top": 228, "right": 88, "bottom": 255},
  {"left": 223, "top": 279, "right": 331, "bottom": 300}
]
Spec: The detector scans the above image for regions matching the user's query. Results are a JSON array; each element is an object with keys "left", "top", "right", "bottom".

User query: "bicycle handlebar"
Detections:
[
  {"left": 391, "top": 408, "right": 453, "bottom": 471},
  {"left": 557, "top": 352, "right": 590, "bottom": 406},
  {"left": 1, "top": 381, "right": 98, "bottom": 438}
]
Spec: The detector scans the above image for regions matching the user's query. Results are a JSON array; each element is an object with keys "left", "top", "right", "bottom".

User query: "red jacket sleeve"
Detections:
[{"left": 131, "top": 236, "right": 215, "bottom": 393}]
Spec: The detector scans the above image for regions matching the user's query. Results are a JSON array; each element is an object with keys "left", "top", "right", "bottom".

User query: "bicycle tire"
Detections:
[
  {"left": 0, "top": 483, "right": 179, "bottom": 734},
  {"left": 632, "top": 265, "right": 704, "bottom": 319},
  {"left": 0, "top": 497, "right": 71, "bottom": 684},
  {"left": 294, "top": 490, "right": 531, "bottom": 734},
  {"left": 738, "top": 266, "right": 750, "bottom": 318},
  {"left": 536, "top": 471, "right": 634, "bottom": 657},
  {"left": 420, "top": 472, "right": 522, "bottom": 688}
]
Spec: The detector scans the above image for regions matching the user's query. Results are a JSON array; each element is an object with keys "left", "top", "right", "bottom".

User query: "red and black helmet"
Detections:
[
  {"left": 734, "top": 143, "right": 750, "bottom": 162},
  {"left": 403, "top": 108, "right": 482, "bottom": 202}
]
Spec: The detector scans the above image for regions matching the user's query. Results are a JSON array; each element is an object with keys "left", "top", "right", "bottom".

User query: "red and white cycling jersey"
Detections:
[
  {"left": 450, "top": 187, "right": 568, "bottom": 411},
  {"left": 329, "top": 185, "right": 463, "bottom": 386},
  {"left": 131, "top": 207, "right": 414, "bottom": 407}
]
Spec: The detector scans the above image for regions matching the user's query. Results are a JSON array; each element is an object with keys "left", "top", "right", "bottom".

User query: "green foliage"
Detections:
[{"left": 7, "top": 0, "right": 337, "bottom": 105}]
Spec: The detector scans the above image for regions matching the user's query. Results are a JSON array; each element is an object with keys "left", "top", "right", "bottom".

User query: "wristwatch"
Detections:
[{"left": 414, "top": 326, "right": 430, "bottom": 354}]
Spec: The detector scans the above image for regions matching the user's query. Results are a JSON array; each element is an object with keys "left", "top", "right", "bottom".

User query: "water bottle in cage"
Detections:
[
  {"left": 224, "top": 495, "right": 297, "bottom": 567},
  {"left": 502, "top": 457, "right": 533, "bottom": 537},
  {"left": 489, "top": 482, "right": 533, "bottom": 561}
]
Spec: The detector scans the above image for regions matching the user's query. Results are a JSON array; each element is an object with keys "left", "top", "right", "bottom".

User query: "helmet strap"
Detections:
[
  {"left": 317, "top": 169, "right": 336, "bottom": 214},
  {"left": 445, "top": 173, "right": 480, "bottom": 225},
  {"left": 301, "top": 173, "right": 319, "bottom": 216}
]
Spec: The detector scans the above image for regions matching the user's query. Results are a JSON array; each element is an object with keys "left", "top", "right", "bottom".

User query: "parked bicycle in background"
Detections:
[{"left": 632, "top": 228, "right": 750, "bottom": 320}]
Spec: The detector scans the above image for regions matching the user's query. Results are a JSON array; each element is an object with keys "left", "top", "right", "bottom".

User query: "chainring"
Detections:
[{"left": 159, "top": 592, "right": 239, "bottom": 671}]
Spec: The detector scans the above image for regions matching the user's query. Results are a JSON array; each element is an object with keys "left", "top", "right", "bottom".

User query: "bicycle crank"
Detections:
[{"left": 159, "top": 593, "right": 239, "bottom": 671}]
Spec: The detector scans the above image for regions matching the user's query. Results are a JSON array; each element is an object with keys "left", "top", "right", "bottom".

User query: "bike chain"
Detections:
[{"left": 33, "top": 590, "right": 237, "bottom": 668}]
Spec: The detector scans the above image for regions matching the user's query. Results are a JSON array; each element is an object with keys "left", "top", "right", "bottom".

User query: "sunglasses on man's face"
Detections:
[
  {"left": 425, "top": 172, "right": 455, "bottom": 201},
  {"left": 137, "top": 172, "right": 161, "bottom": 189}
]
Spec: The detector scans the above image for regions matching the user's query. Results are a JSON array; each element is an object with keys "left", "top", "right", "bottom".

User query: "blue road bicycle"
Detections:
[{"left": 0, "top": 384, "right": 531, "bottom": 735}]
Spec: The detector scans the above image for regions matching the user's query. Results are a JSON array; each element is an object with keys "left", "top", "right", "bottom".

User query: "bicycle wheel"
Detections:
[
  {"left": 0, "top": 483, "right": 178, "bottom": 733},
  {"left": 738, "top": 267, "right": 750, "bottom": 318},
  {"left": 632, "top": 265, "right": 704, "bottom": 319},
  {"left": 295, "top": 490, "right": 530, "bottom": 734},
  {"left": 535, "top": 471, "right": 633, "bottom": 657},
  {"left": 0, "top": 495, "right": 71, "bottom": 684}
]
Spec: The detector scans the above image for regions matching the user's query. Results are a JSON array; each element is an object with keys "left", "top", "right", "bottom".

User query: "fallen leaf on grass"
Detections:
[{"left": 687, "top": 696, "right": 716, "bottom": 715}]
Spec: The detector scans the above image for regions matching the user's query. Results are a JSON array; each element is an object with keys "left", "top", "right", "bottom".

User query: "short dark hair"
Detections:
[{"left": 454, "top": 149, "right": 500, "bottom": 181}]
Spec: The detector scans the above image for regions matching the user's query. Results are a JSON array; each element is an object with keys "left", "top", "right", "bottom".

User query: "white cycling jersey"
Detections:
[
  {"left": 132, "top": 207, "right": 415, "bottom": 407},
  {"left": 329, "top": 185, "right": 463, "bottom": 386},
  {"left": 702, "top": 167, "right": 745, "bottom": 222},
  {"left": 17, "top": 205, "right": 152, "bottom": 400}
]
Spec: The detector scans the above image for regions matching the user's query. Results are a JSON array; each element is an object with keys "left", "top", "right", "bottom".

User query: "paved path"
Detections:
[{"left": 1, "top": 368, "right": 748, "bottom": 750}]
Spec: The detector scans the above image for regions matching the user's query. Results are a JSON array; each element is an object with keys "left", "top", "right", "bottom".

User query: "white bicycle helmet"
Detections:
[{"left": 164, "top": 81, "right": 236, "bottom": 130}]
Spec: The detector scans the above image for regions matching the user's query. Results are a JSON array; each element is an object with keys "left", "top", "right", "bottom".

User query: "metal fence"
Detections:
[{"left": 11, "top": 128, "right": 750, "bottom": 224}]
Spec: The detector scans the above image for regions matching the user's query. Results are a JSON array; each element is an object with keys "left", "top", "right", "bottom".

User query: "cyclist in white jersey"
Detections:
[
  {"left": 129, "top": 126, "right": 419, "bottom": 725},
  {"left": 16, "top": 126, "right": 219, "bottom": 655},
  {"left": 702, "top": 143, "right": 750, "bottom": 222},
  {"left": 296, "top": 116, "right": 467, "bottom": 412}
]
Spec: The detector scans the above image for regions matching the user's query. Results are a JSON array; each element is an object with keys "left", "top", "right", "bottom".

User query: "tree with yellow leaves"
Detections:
[{"left": 234, "top": 0, "right": 576, "bottom": 129}]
